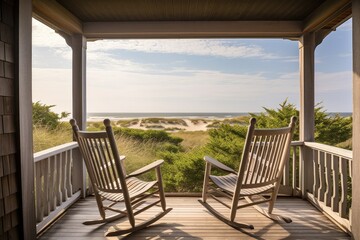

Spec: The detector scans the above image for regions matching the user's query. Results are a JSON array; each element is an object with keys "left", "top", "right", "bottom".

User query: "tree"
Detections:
[
  {"left": 250, "top": 99, "right": 299, "bottom": 140},
  {"left": 250, "top": 99, "right": 352, "bottom": 146},
  {"left": 314, "top": 105, "right": 352, "bottom": 146},
  {"left": 32, "top": 101, "right": 69, "bottom": 129}
]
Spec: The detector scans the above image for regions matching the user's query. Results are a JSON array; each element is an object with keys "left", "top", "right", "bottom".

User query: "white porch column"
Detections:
[
  {"left": 71, "top": 34, "right": 87, "bottom": 198},
  {"left": 352, "top": 0, "right": 360, "bottom": 238},
  {"left": 72, "top": 34, "right": 87, "bottom": 130},
  {"left": 299, "top": 33, "right": 315, "bottom": 198}
]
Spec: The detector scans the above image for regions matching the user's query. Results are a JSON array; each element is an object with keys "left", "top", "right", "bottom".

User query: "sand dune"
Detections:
[{"left": 87, "top": 116, "right": 248, "bottom": 132}]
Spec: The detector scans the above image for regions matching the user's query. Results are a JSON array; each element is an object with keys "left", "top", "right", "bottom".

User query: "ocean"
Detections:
[
  {"left": 87, "top": 112, "right": 251, "bottom": 120},
  {"left": 87, "top": 112, "right": 352, "bottom": 120}
]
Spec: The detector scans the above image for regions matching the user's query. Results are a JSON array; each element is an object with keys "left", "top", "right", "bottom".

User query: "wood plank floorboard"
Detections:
[{"left": 39, "top": 196, "right": 350, "bottom": 239}]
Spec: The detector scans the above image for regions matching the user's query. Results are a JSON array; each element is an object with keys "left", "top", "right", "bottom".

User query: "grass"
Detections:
[
  {"left": 114, "top": 135, "right": 159, "bottom": 175},
  {"left": 145, "top": 124, "right": 164, "bottom": 129},
  {"left": 190, "top": 119, "right": 208, "bottom": 124},
  {"left": 142, "top": 118, "right": 188, "bottom": 126},
  {"left": 33, "top": 124, "right": 161, "bottom": 181},
  {"left": 207, "top": 116, "right": 249, "bottom": 128},
  {"left": 171, "top": 131, "right": 209, "bottom": 151},
  {"left": 33, "top": 124, "right": 72, "bottom": 153},
  {"left": 116, "top": 119, "right": 139, "bottom": 127}
]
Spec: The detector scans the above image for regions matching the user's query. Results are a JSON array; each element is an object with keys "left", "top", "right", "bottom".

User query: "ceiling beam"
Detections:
[
  {"left": 32, "top": 0, "right": 82, "bottom": 35},
  {"left": 83, "top": 21, "right": 303, "bottom": 39},
  {"left": 303, "top": 0, "right": 351, "bottom": 33}
]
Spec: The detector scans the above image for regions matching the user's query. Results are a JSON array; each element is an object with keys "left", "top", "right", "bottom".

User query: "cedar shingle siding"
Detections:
[{"left": 0, "top": 0, "right": 20, "bottom": 239}]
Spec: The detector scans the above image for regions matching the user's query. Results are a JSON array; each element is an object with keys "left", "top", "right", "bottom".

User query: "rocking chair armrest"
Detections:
[
  {"left": 204, "top": 156, "right": 237, "bottom": 174},
  {"left": 127, "top": 159, "right": 164, "bottom": 178}
]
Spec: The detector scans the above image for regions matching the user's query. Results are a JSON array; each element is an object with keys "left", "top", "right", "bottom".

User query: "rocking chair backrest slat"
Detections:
[
  {"left": 238, "top": 117, "right": 296, "bottom": 189},
  {"left": 71, "top": 119, "right": 126, "bottom": 194}
]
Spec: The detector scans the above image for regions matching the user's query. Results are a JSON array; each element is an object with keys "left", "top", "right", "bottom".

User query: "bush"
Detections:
[
  {"left": 33, "top": 101, "right": 69, "bottom": 130},
  {"left": 250, "top": 99, "right": 352, "bottom": 146},
  {"left": 159, "top": 147, "right": 206, "bottom": 192},
  {"left": 206, "top": 124, "right": 247, "bottom": 170},
  {"left": 250, "top": 99, "right": 299, "bottom": 139},
  {"left": 113, "top": 127, "right": 182, "bottom": 145}
]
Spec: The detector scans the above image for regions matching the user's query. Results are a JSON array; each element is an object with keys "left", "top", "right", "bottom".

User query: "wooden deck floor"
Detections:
[{"left": 39, "top": 196, "right": 350, "bottom": 239}]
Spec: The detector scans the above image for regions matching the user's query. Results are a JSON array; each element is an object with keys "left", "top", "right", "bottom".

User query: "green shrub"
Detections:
[
  {"left": 158, "top": 147, "right": 206, "bottom": 192},
  {"left": 206, "top": 124, "right": 247, "bottom": 170},
  {"left": 33, "top": 101, "right": 69, "bottom": 130},
  {"left": 251, "top": 99, "right": 352, "bottom": 145},
  {"left": 113, "top": 127, "right": 182, "bottom": 145}
]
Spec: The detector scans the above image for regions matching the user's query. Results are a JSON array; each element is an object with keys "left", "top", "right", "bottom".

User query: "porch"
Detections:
[
  {"left": 33, "top": 141, "right": 352, "bottom": 238},
  {"left": 38, "top": 196, "right": 350, "bottom": 240},
  {"left": 2, "top": 0, "right": 360, "bottom": 239}
]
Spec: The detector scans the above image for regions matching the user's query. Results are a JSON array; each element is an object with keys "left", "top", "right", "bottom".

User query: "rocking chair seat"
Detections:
[
  {"left": 210, "top": 174, "right": 274, "bottom": 196},
  {"left": 98, "top": 177, "right": 158, "bottom": 202}
]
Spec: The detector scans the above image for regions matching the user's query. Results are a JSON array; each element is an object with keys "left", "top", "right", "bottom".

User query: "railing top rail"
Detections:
[
  {"left": 291, "top": 141, "right": 304, "bottom": 146},
  {"left": 304, "top": 142, "right": 352, "bottom": 160},
  {"left": 34, "top": 142, "right": 79, "bottom": 163}
]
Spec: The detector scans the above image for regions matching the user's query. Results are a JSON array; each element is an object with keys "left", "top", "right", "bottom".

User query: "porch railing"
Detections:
[
  {"left": 32, "top": 140, "right": 352, "bottom": 235},
  {"left": 34, "top": 142, "right": 82, "bottom": 233},
  {"left": 280, "top": 141, "right": 303, "bottom": 196},
  {"left": 303, "top": 142, "right": 352, "bottom": 233}
]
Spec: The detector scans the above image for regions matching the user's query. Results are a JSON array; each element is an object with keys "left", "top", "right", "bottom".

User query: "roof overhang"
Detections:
[{"left": 32, "top": 0, "right": 352, "bottom": 40}]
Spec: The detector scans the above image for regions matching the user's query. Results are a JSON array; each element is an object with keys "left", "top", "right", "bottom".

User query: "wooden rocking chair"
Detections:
[
  {"left": 199, "top": 117, "right": 297, "bottom": 230},
  {"left": 70, "top": 119, "right": 172, "bottom": 236}
]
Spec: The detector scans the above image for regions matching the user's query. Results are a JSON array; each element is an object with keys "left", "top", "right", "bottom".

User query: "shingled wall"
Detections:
[{"left": 0, "top": 0, "right": 20, "bottom": 239}]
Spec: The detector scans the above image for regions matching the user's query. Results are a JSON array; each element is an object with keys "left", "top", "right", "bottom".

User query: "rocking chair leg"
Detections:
[
  {"left": 83, "top": 212, "right": 127, "bottom": 225},
  {"left": 105, "top": 208, "right": 172, "bottom": 236},
  {"left": 156, "top": 167, "right": 167, "bottom": 211},
  {"left": 245, "top": 196, "right": 292, "bottom": 223},
  {"left": 198, "top": 199, "right": 254, "bottom": 230},
  {"left": 202, "top": 162, "right": 211, "bottom": 202}
]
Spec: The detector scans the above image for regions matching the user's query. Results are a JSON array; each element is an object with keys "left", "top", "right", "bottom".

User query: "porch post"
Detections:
[
  {"left": 352, "top": 0, "right": 360, "bottom": 238},
  {"left": 71, "top": 34, "right": 87, "bottom": 198},
  {"left": 299, "top": 33, "right": 315, "bottom": 198},
  {"left": 72, "top": 34, "right": 87, "bottom": 130},
  {"left": 17, "top": 0, "right": 36, "bottom": 238}
]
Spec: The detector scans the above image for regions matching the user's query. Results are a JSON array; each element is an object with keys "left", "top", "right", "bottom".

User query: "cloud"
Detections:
[
  {"left": 33, "top": 65, "right": 302, "bottom": 113},
  {"left": 32, "top": 19, "right": 72, "bottom": 62},
  {"left": 315, "top": 71, "right": 352, "bottom": 111},
  {"left": 315, "top": 71, "right": 352, "bottom": 92},
  {"left": 88, "top": 39, "right": 282, "bottom": 59},
  {"left": 84, "top": 68, "right": 300, "bottom": 113},
  {"left": 87, "top": 51, "right": 153, "bottom": 72},
  {"left": 338, "top": 53, "right": 352, "bottom": 58},
  {"left": 32, "top": 19, "right": 68, "bottom": 48},
  {"left": 34, "top": 66, "right": 353, "bottom": 113},
  {"left": 33, "top": 17, "right": 296, "bottom": 74},
  {"left": 32, "top": 68, "right": 72, "bottom": 114}
]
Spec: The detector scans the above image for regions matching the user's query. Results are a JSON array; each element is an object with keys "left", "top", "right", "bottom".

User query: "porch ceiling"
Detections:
[
  {"left": 32, "top": 0, "right": 352, "bottom": 39},
  {"left": 55, "top": 0, "right": 326, "bottom": 22}
]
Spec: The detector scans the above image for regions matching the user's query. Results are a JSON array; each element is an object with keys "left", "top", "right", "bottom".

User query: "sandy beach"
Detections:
[{"left": 87, "top": 116, "right": 248, "bottom": 132}]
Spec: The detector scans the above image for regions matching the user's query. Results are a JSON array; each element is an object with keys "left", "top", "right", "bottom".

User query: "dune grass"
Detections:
[
  {"left": 114, "top": 135, "right": 160, "bottom": 175},
  {"left": 171, "top": 131, "right": 209, "bottom": 151},
  {"left": 33, "top": 124, "right": 72, "bottom": 153}
]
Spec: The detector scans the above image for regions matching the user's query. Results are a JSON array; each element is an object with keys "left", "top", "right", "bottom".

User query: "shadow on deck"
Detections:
[{"left": 38, "top": 196, "right": 350, "bottom": 239}]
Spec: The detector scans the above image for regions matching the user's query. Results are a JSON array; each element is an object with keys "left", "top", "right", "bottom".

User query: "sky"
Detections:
[{"left": 32, "top": 18, "right": 352, "bottom": 114}]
